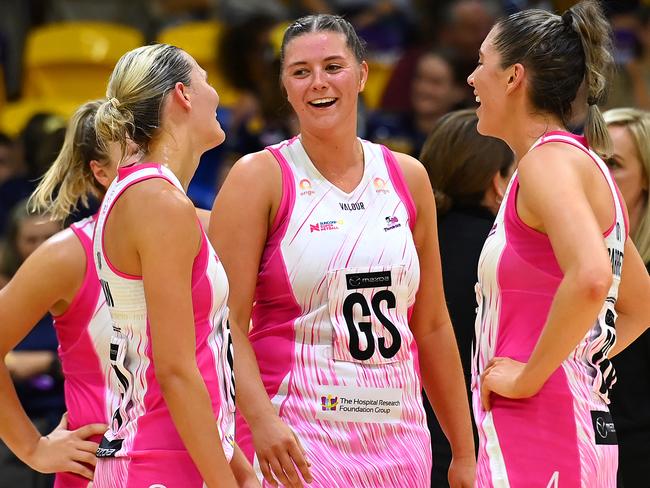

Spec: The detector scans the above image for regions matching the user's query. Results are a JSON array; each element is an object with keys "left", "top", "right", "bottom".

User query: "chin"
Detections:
[
  {"left": 207, "top": 128, "right": 226, "bottom": 149},
  {"left": 475, "top": 115, "right": 493, "bottom": 137}
]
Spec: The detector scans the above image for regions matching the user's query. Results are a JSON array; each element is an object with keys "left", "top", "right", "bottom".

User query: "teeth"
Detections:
[
  {"left": 475, "top": 96, "right": 481, "bottom": 103},
  {"left": 311, "top": 98, "right": 336, "bottom": 105}
]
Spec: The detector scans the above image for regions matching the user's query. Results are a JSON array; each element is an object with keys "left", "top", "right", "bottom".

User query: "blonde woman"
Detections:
[
  {"left": 92, "top": 44, "right": 256, "bottom": 487},
  {"left": 0, "top": 100, "right": 114, "bottom": 486},
  {"left": 604, "top": 107, "right": 650, "bottom": 488}
]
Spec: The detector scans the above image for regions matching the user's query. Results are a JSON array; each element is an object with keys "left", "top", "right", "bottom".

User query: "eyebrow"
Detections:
[{"left": 286, "top": 55, "right": 346, "bottom": 68}]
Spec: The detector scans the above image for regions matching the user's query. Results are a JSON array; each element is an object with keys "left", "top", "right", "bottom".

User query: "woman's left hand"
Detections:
[
  {"left": 448, "top": 454, "right": 476, "bottom": 488},
  {"left": 480, "top": 357, "right": 538, "bottom": 410}
]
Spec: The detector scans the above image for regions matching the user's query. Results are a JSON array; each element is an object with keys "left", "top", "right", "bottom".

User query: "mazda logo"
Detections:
[{"left": 596, "top": 416, "right": 608, "bottom": 439}]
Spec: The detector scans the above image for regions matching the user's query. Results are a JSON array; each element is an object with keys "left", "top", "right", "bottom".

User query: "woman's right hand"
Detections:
[
  {"left": 251, "top": 415, "right": 312, "bottom": 487},
  {"left": 24, "top": 413, "right": 107, "bottom": 480}
]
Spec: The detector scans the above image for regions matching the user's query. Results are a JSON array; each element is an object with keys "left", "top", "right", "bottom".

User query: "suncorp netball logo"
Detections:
[
  {"left": 299, "top": 178, "right": 315, "bottom": 196},
  {"left": 310, "top": 219, "right": 344, "bottom": 232},
  {"left": 373, "top": 177, "right": 390, "bottom": 194}
]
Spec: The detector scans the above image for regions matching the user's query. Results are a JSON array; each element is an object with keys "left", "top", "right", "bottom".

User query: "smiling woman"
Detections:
[
  {"left": 209, "top": 13, "right": 476, "bottom": 488},
  {"left": 466, "top": 1, "right": 650, "bottom": 487}
]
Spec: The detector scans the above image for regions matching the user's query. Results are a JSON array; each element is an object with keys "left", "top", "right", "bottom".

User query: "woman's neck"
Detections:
[
  {"left": 299, "top": 125, "right": 363, "bottom": 176},
  {"left": 505, "top": 112, "right": 565, "bottom": 161},
  {"left": 144, "top": 134, "right": 200, "bottom": 191}
]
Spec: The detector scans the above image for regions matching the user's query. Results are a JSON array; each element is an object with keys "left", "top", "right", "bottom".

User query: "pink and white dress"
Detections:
[
  {"left": 52, "top": 216, "right": 114, "bottom": 488},
  {"left": 237, "top": 137, "right": 431, "bottom": 487},
  {"left": 473, "top": 132, "right": 627, "bottom": 487},
  {"left": 92, "top": 164, "right": 235, "bottom": 488}
]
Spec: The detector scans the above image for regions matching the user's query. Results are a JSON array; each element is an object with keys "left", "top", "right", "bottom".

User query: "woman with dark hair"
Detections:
[
  {"left": 419, "top": 108, "right": 513, "bottom": 487},
  {"left": 210, "top": 14, "right": 475, "bottom": 488},
  {"left": 468, "top": 0, "right": 650, "bottom": 486}
]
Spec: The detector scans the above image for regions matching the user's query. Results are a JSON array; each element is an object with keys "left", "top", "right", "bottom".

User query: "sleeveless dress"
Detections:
[
  {"left": 92, "top": 164, "right": 235, "bottom": 488},
  {"left": 237, "top": 137, "right": 432, "bottom": 487},
  {"left": 52, "top": 216, "right": 114, "bottom": 488},
  {"left": 473, "top": 132, "right": 627, "bottom": 488}
]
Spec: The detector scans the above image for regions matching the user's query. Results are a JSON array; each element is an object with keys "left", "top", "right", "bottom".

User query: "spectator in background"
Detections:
[
  {"left": 0, "top": 113, "right": 66, "bottom": 235},
  {"left": 366, "top": 50, "right": 464, "bottom": 157},
  {"left": 217, "top": 14, "right": 296, "bottom": 157},
  {"left": 381, "top": 0, "right": 501, "bottom": 112},
  {"left": 606, "top": 6, "right": 650, "bottom": 110},
  {"left": 419, "top": 109, "right": 514, "bottom": 487},
  {"left": 603, "top": 107, "right": 650, "bottom": 488}
]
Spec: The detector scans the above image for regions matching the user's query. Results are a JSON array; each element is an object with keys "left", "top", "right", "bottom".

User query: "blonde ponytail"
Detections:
[{"left": 29, "top": 100, "right": 107, "bottom": 220}]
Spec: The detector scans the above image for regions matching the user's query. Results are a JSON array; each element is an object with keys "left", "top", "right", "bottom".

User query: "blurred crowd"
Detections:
[{"left": 0, "top": 0, "right": 649, "bottom": 487}]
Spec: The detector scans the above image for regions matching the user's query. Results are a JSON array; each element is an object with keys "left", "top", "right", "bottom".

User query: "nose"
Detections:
[
  {"left": 310, "top": 67, "right": 328, "bottom": 91},
  {"left": 467, "top": 70, "right": 475, "bottom": 87}
]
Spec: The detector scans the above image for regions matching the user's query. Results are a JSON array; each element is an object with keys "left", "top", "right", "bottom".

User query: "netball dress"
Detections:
[
  {"left": 473, "top": 132, "right": 627, "bottom": 488},
  {"left": 92, "top": 164, "right": 235, "bottom": 488},
  {"left": 52, "top": 216, "right": 114, "bottom": 488},
  {"left": 238, "top": 137, "right": 431, "bottom": 487}
]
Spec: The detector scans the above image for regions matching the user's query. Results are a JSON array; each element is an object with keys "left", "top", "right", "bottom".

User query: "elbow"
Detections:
[
  {"left": 154, "top": 360, "right": 197, "bottom": 394},
  {"left": 572, "top": 265, "right": 612, "bottom": 303}
]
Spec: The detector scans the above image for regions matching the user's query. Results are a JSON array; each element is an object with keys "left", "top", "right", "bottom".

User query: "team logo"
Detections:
[
  {"left": 383, "top": 215, "right": 401, "bottom": 232},
  {"left": 373, "top": 177, "right": 390, "bottom": 194},
  {"left": 321, "top": 395, "right": 339, "bottom": 411},
  {"left": 299, "top": 178, "right": 315, "bottom": 196},
  {"left": 310, "top": 219, "right": 344, "bottom": 232}
]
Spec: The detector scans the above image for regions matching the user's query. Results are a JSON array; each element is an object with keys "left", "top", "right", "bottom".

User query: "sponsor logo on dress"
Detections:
[
  {"left": 339, "top": 201, "right": 365, "bottom": 211},
  {"left": 316, "top": 385, "right": 403, "bottom": 423},
  {"left": 383, "top": 216, "right": 401, "bottom": 232},
  {"left": 310, "top": 219, "right": 344, "bottom": 232},
  {"left": 373, "top": 177, "right": 390, "bottom": 194},
  {"left": 590, "top": 410, "right": 617, "bottom": 445},
  {"left": 299, "top": 178, "right": 316, "bottom": 196},
  {"left": 346, "top": 271, "right": 392, "bottom": 290},
  {"left": 321, "top": 395, "right": 339, "bottom": 411}
]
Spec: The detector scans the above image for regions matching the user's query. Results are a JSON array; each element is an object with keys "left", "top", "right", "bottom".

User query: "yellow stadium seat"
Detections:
[
  {"left": 363, "top": 59, "right": 395, "bottom": 110},
  {"left": 23, "top": 21, "right": 144, "bottom": 102},
  {"left": 157, "top": 21, "right": 240, "bottom": 108},
  {"left": 270, "top": 21, "right": 291, "bottom": 57},
  {"left": 0, "top": 98, "right": 81, "bottom": 138}
]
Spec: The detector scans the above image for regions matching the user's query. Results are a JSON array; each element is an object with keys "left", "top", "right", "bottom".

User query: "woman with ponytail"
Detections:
[
  {"left": 467, "top": 1, "right": 650, "bottom": 486},
  {"left": 0, "top": 100, "right": 116, "bottom": 486}
]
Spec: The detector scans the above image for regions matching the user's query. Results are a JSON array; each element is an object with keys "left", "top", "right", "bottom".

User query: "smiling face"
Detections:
[
  {"left": 467, "top": 27, "right": 510, "bottom": 138},
  {"left": 281, "top": 31, "right": 367, "bottom": 134},
  {"left": 411, "top": 53, "right": 459, "bottom": 117}
]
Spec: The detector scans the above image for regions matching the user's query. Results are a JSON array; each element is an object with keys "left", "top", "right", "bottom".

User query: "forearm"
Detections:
[
  {"left": 159, "top": 367, "right": 237, "bottom": 488},
  {"left": 6, "top": 351, "right": 57, "bottom": 381},
  {"left": 610, "top": 312, "right": 650, "bottom": 357},
  {"left": 522, "top": 276, "right": 606, "bottom": 393},
  {"left": 418, "top": 324, "right": 474, "bottom": 458},
  {"left": 231, "top": 325, "right": 277, "bottom": 426},
  {"left": 230, "top": 442, "right": 257, "bottom": 486},
  {"left": 0, "top": 362, "right": 42, "bottom": 463}
]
